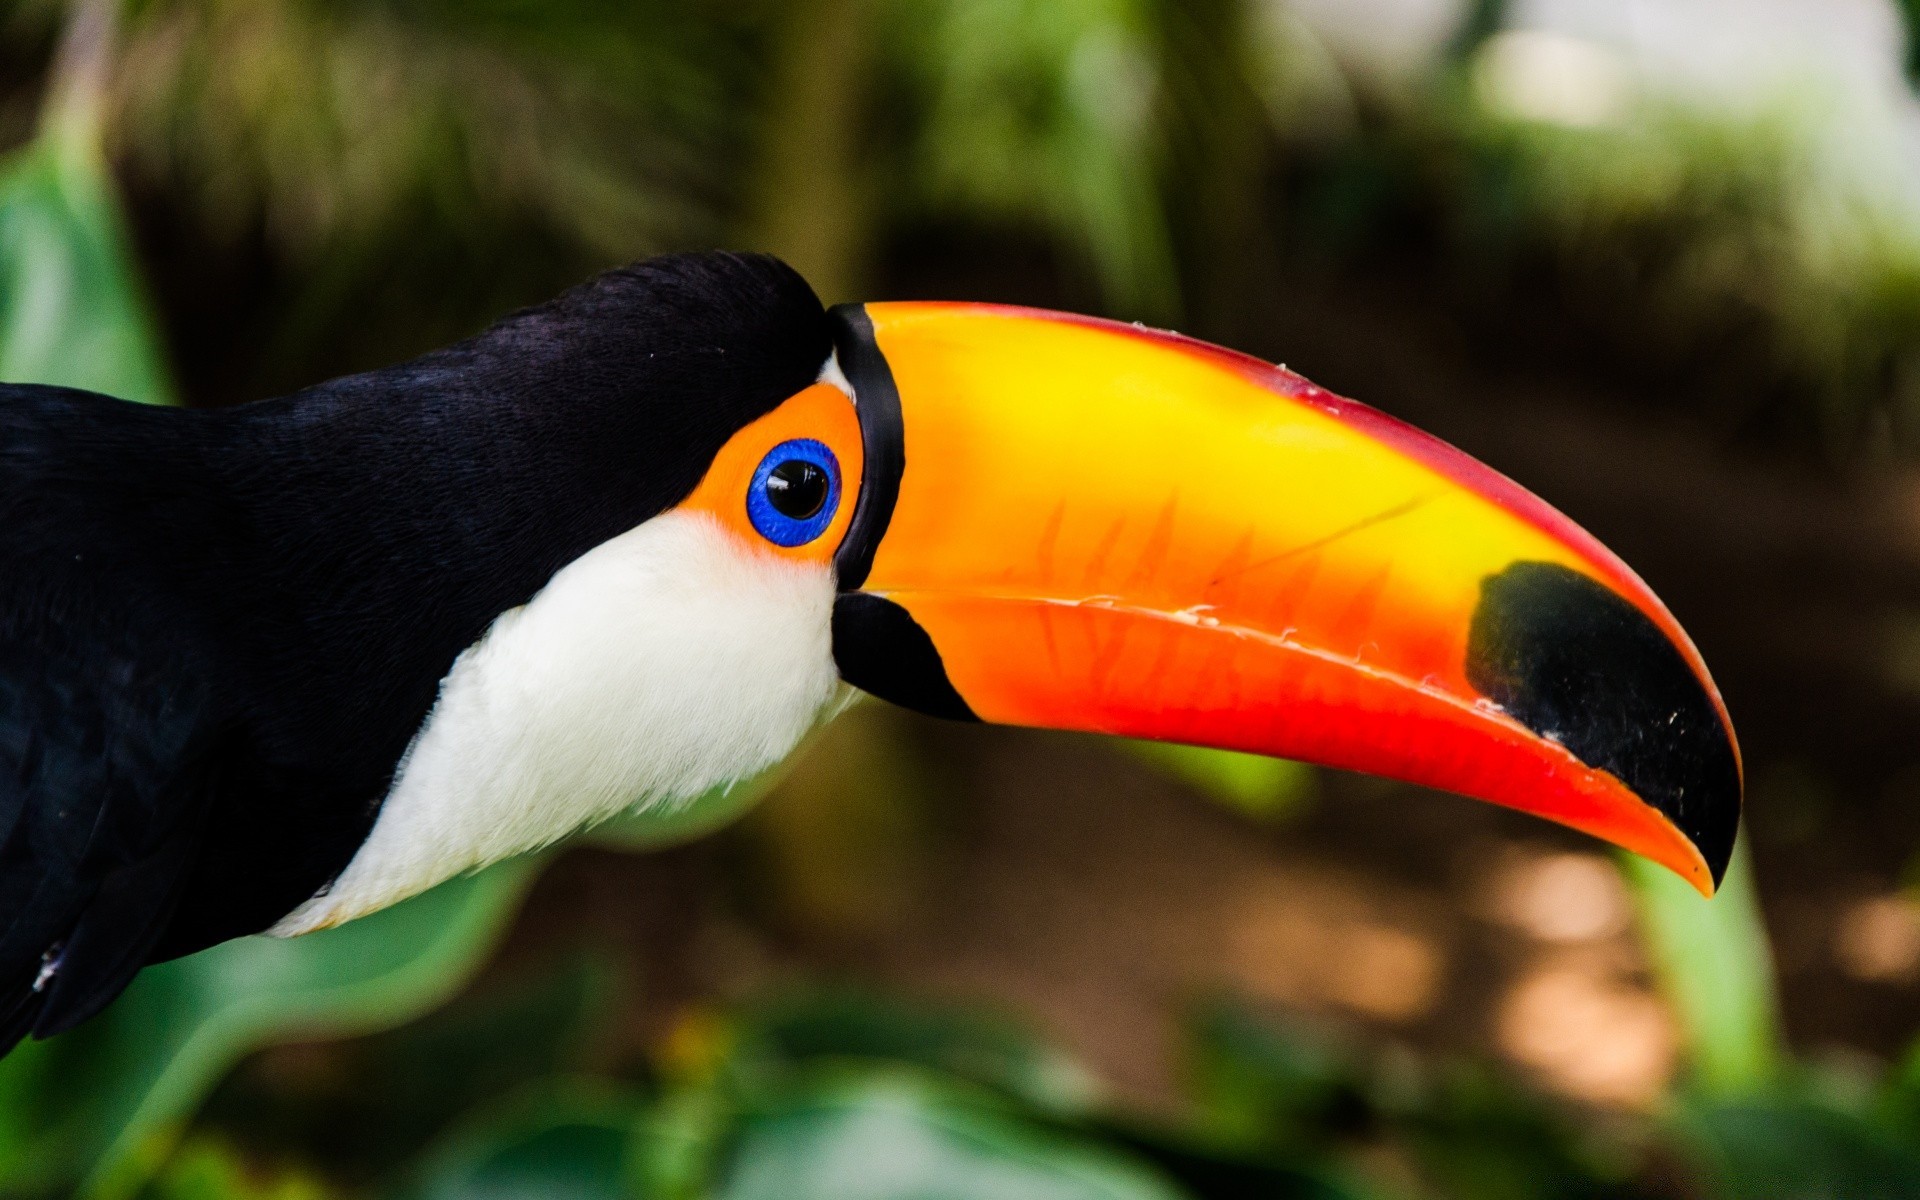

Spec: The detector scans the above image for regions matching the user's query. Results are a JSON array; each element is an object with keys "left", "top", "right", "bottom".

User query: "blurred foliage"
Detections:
[
  {"left": 0, "top": 0, "right": 170, "bottom": 403},
  {"left": 881, "top": 0, "right": 1176, "bottom": 317},
  {"left": 1307, "top": 2, "right": 1920, "bottom": 457},
  {"left": 0, "top": 129, "right": 171, "bottom": 403},
  {"left": 103, "top": 0, "right": 741, "bottom": 259},
  {"left": 708, "top": 990, "right": 1103, "bottom": 1119},
  {"left": 89, "top": 0, "right": 767, "bottom": 379},
  {"left": 154, "top": 978, "right": 1920, "bottom": 1198},
  {"left": 1433, "top": 83, "right": 1920, "bottom": 456},
  {"left": 1126, "top": 741, "right": 1316, "bottom": 823},
  {"left": 0, "top": 753, "right": 802, "bottom": 1199},
  {"left": 15, "top": 0, "right": 1920, "bottom": 445},
  {"left": 404, "top": 1080, "right": 646, "bottom": 1200},
  {"left": 142, "top": 1137, "right": 334, "bottom": 1200},
  {"left": 0, "top": 863, "right": 539, "bottom": 1198},
  {"left": 1184, "top": 990, "right": 1920, "bottom": 1200},
  {"left": 70, "top": 975, "right": 1920, "bottom": 1199},
  {"left": 643, "top": 990, "right": 1364, "bottom": 1200},
  {"left": 5, "top": 0, "right": 1223, "bottom": 368},
  {"left": 1681, "top": 1094, "right": 1920, "bottom": 1200},
  {"left": 672, "top": 1074, "right": 1188, "bottom": 1200},
  {"left": 1186, "top": 997, "right": 1637, "bottom": 1199}
]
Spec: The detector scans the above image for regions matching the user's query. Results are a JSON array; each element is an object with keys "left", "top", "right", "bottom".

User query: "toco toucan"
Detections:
[{"left": 0, "top": 251, "right": 1739, "bottom": 1053}]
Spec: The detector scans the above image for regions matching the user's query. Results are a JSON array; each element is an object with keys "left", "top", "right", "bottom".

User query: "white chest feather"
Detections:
[{"left": 271, "top": 510, "right": 839, "bottom": 936}]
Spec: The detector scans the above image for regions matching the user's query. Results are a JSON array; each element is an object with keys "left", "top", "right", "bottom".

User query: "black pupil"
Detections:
[{"left": 766, "top": 460, "right": 829, "bottom": 520}]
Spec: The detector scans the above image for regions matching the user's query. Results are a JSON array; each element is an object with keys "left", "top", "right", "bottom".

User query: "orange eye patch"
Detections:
[{"left": 677, "top": 381, "right": 865, "bottom": 566}]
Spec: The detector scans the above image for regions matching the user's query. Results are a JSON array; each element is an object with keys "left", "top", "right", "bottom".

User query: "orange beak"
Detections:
[{"left": 826, "top": 302, "right": 1741, "bottom": 894}]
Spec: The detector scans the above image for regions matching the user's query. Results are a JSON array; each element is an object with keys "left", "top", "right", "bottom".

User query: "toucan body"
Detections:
[{"left": 0, "top": 252, "right": 1739, "bottom": 1052}]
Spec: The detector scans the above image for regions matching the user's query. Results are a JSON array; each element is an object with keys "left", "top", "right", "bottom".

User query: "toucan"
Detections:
[{"left": 0, "top": 251, "right": 1739, "bottom": 1053}]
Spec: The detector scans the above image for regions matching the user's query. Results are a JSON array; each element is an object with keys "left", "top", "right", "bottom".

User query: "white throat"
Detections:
[{"left": 272, "top": 509, "right": 839, "bottom": 935}]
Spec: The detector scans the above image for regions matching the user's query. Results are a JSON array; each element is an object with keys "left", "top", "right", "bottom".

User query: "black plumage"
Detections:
[{"left": 0, "top": 252, "right": 830, "bottom": 1050}]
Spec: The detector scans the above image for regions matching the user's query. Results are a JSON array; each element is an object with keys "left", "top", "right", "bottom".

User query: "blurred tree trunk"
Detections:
[
  {"left": 744, "top": 0, "right": 873, "bottom": 305},
  {"left": 1152, "top": 0, "right": 1271, "bottom": 343}
]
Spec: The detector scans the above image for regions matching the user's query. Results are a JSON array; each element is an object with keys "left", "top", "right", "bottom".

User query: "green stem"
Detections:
[{"left": 1622, "top": 840, "right": 1784, "bottom": 1097}]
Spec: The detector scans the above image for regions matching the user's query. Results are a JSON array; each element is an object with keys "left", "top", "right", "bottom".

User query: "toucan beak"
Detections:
[{"left": 825, "top": 302, "right": 1741, "bottom": 895}]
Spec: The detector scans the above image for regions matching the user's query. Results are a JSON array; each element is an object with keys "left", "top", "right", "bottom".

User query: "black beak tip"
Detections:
[{"left": 1467, "top": 561, "right": 1741, "bottom": 889}]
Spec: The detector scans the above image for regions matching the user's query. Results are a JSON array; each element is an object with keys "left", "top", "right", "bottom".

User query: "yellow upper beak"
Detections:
[{"left": 825, "top": 301, "right": 1742, "bottom": 895}]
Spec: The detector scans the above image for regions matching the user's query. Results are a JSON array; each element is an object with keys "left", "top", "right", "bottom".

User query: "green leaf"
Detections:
[
  {"left": 679, "top": 994, "right": 1364, "bottom": 1200},
  {"left": 141, "top": 1136, "right": 335, "bottom": 1200},
  {"left": 1125, "top": 743, "right": 1315, "bottom": 823},
  {"left": 1186, "top": 998, "right": 1628, "bottom": 1199},
  {"left": 1185, "top": 999, "right": 1365, "bottom": 1156},
  {"left": 1680, "top": 1097, "right": 1920, "bottom": 1200},
  {"left": 201, "top": 949, "right": 625, "bottom": 1183},
  {"left": 1621, "top": 841, "right": 1783, "bottom": 1096},
  {"left": 0, "top": 859, "right": 540, "bottom": 1199},
  {"left": 0, "top": 103, "right": 173, "bottom": 404},
  {"left": 1077, "top": 1116, "right": 1377, "bottom": 1200},
  {"left": 727, "top": 990, "right": 1102, "bottom": 1119},
  {"left": 403, "top": 1080, "right": 647, "bottom": 1200},
  {"left": 1396, "top": 1067, "right": 1633, "bottom": 1200},
  {"left": 711, "top": 1072, "right": 1193, "bottom": 1200}
]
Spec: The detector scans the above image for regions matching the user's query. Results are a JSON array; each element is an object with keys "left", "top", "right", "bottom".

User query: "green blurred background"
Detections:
[{"left": 10, "top": 0, "right": 1920, "bottom": 1195}]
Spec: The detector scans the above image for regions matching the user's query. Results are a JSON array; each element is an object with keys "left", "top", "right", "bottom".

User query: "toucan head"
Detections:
[{"left": 631, "top": 256, "right": 1740, "bottom": 895}]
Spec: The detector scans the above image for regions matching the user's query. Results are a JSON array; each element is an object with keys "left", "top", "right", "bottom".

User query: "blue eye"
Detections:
[{"left": 747, "top": 438, "right": 841, "bottom": 547}]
